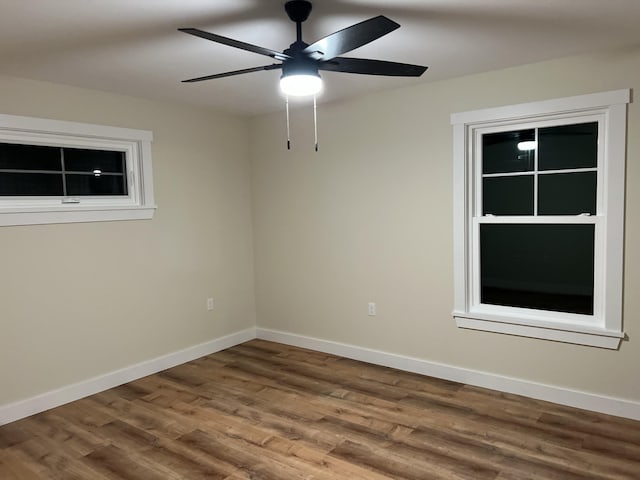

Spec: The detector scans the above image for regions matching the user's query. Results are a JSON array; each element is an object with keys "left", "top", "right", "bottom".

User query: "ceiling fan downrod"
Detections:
[{"left": 284, "top": 0, "right": 313, "bottom": 44}]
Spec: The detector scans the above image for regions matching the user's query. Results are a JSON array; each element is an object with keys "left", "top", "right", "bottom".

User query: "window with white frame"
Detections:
[
  {"left": 451, "top": 90, "right": 629, "bottom": 349},
  {"left": 0, "top": 113, "right": 155, "bottom": 226}
]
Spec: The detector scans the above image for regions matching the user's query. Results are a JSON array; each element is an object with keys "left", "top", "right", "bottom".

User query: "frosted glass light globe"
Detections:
[{"left": 280, "top": 74, "right": 323, "bottom": 97}]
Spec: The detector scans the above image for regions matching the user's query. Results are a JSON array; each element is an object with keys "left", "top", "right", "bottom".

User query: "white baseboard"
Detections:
[
  {"left": 256, "top": 328, "right": 640, "bottom": 421},
  {"left": 0, "top": 328, "right": 256, "bottom": 426},
  {"left": 4, "top": 326, "right": 639, "bottom": 426}
]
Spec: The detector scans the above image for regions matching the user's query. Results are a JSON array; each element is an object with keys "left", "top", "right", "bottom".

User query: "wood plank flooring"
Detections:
[{"left": 1, "top": 339, "right": 639, "bottom": 479}]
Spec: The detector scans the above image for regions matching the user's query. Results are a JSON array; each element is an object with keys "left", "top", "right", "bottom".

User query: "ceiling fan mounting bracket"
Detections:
[{"left": 285, "top": 0, "right": 313, "bottom": 24}]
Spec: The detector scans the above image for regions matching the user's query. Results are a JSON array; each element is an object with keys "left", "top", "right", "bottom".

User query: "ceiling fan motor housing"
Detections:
[{"left": 281, "top": 56, "right": 320, "bottom": 79}]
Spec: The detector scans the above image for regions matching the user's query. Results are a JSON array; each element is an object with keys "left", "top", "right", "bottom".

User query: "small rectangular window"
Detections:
[{"left": 0, "top": 113, "right": 156, "bottom": 226}]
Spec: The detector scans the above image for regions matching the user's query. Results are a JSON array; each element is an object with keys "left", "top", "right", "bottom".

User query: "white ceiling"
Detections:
[{"left": 1, "top": 0, "right": 640, "bottom": 116}]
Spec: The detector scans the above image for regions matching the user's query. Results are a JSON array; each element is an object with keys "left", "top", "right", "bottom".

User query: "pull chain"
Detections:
[
  {"left": 313, "top": 94, "right": 318, "bottom": 152},
  {"left": 285, "top": 95, "right": 291, "bottom": 150},
  {"left": 284, "top": 95, "right": 319, "bottom": 151}
]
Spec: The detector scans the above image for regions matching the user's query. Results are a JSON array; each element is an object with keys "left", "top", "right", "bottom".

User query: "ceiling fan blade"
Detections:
[
  {"left": 319, "top": 57, "right": 427, "bottom": 77},
  {"left": 182, "top": 64, "right": 282, "bottom": 83},
  {"left": 179, "top": 28, "right": 290, "bottom": 61},
  {"left": 303, "top": 16, "right": 400, "bottom": 61}
]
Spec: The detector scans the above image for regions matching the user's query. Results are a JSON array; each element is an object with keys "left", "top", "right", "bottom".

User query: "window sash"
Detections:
[
  {"left": 470, "top": 216, "right": 603, "bottom": 326},
  {"left": 473, "top": 115, "right": 605, "bottom": 219},
  {"left": 0, "top": 133, "right": 137, "bottom": 207}
]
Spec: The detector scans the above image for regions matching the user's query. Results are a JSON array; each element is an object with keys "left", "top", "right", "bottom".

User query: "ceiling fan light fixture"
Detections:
[
  {"left": 179, "top": 0, "right": 428, "bottom": 106},
  {"left": 280, "top": 72, "right": 323, "bottom": 97}
]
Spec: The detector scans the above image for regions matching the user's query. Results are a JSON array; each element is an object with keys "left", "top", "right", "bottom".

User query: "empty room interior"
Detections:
[{"left": 1, "top": 1, "right": 639, "bottom": 478}]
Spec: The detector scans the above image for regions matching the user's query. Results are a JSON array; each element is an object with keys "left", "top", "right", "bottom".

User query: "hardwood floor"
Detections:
[{"left": 1, "top": 339, "right": 639, "bottom": 479}]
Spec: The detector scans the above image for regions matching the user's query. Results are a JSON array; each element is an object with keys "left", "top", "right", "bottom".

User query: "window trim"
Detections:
[
  {"left": 451, "top": 89, "right": 629, "bottom": 349},
  {"left": 0, "top": 113, "right": 156, "bottom": 226}
]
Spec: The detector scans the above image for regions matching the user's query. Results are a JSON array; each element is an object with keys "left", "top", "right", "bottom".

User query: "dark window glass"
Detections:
[
  {"left": 483, "top": 175, "right": 534, "bottom": 215},
  {"left": 65, "top": 173, "right": 127, "bottom": 196},
  {"left": 538, "top": 172, "right": 597, "bottom": 215},
  {"left": 0, "top": 143, "right": 128, "bottom": 197},
  {"left": 64, "top": 148, "right": 126, "bottom": 174},
  {"left": 480, "top": 224, "right": 594, "bottom": 315},
  {"left": 482, "top": 129, "right": 535, "bottom": 174},
  {"left": 538, "top": 122, "right": 598, "bottom": 171},
  {"left": 0, "top": 143, "right": 62, "bottom": 171},
  {"left": 0, "top": 172, "right": 64, "bottom": 196}
]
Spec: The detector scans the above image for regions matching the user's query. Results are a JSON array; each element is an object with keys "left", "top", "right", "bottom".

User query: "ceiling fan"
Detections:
[{"left": 178, "top": 0, "right": 428, "bottom": 97}]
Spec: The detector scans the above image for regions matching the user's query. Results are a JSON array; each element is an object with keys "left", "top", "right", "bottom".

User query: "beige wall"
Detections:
[
  {"left": 249, "top": 47, "right": 640, "bottom": 402},
  {"left": 0, "top": 75, "right": 256, "bottom": 405},
  {"left": 2, "top": 45, "right": 639, "bottom": 411}
]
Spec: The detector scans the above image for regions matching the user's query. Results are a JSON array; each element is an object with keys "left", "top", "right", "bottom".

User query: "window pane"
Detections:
[
  {"left": 538, "top": 122, "right": 598, "bottom": 171},
  {"left": 0, "top": 143, "right": 62, "bottom": 171},
  {"left": 483, "top": 176, "right": 534, "bottom": 215},
  {"left": 64, "top": 148, "right": 126, "bottom": 174},
  {"left": 482, "top": 129, "right": 535, "bottom": 174},
  {"left": 0, "top": 172, "right": 64, "bottom": 196},
  {"left": 66, "top": 173, "right": 127, "bottom": 196},
  {"left": 480, "top": 224, "right": 594, "bottom": 315},
  {"left": 538, "top": 172, "right": 597, "bottom": 215}
]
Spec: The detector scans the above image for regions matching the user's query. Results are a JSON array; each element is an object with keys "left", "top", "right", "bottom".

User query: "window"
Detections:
[
  {"left": 0, "top": 113, "right": 155, "bottom": 226},
  {"left": 451, "top": 90, "right": 629, "bottom": 349}
]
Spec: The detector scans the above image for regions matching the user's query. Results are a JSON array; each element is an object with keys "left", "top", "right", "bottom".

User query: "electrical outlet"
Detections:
[
  {"left": 207, "top": 298, "right": 214, "bottom": 311},
  {"left": 367, "top": 302, "right": 376, "bottom": 316}
]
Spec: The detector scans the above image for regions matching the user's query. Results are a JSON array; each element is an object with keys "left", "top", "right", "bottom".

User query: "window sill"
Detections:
[
  {"left": 0, "top": 205, "right": 156, "bottom": 226},
  {"left": 453, "top": 312, "right": 623, "bottom": 349}
]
